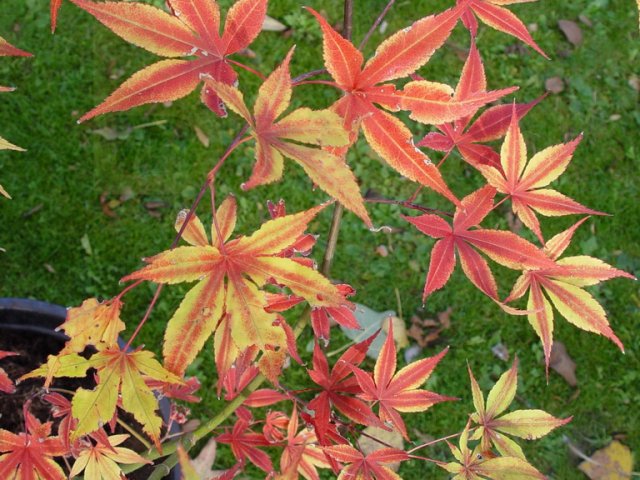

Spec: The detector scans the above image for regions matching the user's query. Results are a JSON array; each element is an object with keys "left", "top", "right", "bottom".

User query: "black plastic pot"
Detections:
[{"left": 0, "top": 298, "right": 181, "bottom": 480}]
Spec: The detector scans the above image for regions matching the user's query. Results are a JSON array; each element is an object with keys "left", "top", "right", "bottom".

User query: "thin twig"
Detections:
[
  {"left": 358, "top": 0, "right": 396, "bottom": 51},
  {"left": 365, "top": 197, "right": 453, "bottom": 217}
]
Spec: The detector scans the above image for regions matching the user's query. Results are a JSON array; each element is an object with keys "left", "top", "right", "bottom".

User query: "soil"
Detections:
[{"left": 0, "top": 328, "right": 172, "bottom": 480}]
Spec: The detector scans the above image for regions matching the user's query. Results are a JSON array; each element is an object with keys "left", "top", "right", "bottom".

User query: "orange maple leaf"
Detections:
[
  {"left": 122, "top": 197, "right": 350, "bottom": 381},
  {"left": 204, "top": 50, "right": 370, "bottom": 225},
  {"left": 67, "top": 0, "right": 268, "bottom": 121},
  {"left": 504, "top": 218, "right": 635, "bottom": 369},
  {"left": 477, "top": 107, "right": 604, "bottom": 243}
]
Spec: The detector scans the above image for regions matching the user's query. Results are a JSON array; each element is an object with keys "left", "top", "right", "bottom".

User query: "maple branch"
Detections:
[
  {"left": 292, "top": 68, "right": 328, "bottom": 84},
  {"left": 365, "top": 196, "right": 453, "bottom": 217},
  {"left": 358, "top": 0, "right": 396, "bottom": 50},
  {"left": 343, "top": 0, "right": 354, "bottom": 40},
  {"left": 406, "top": 428, "right": 473, "bottom": 454}
]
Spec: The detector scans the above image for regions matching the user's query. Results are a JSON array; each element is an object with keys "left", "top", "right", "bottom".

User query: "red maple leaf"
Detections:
[
  {"left": 278, "top": 404, "right": 330, "bottom": 480},
  {"left": 0, "top": 403, "right": 67, "bottom": 479},
  {"left": 323, "top": 444, "right": 409, "bottom": 480},
  {"left": 307, "top": 334, "right": 382, "bottom": 443},
  {"left": 418, "top": 41, "right": 541, "bottom": 170},
  {"left": 477, "top": 107, "right": 604, "bottom": 243},
  {"left": 350, "top": 320, "right": 452, "bottom": 440},
  {"left": 307, "top": 7, "right": 515, "bottom": 206},
  {"left": 216, "top": 409, "right": 273, "bottom": 474},
  {"left": 67, "top": 0, "right": 268, "bottom": 121},
  {"left": 0, "top": 351, "right": 17, "bottom": 394},
  {"left": 456, "top": 0, "right": 548, "bottom": 58},
  {"left": 403, "top": 185, "right": 556, "bottom": 302}
]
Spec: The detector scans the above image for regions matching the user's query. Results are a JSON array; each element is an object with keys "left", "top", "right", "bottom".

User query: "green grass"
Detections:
[{"left": 1, "top": 0, "right": 639, "bottom": 478}]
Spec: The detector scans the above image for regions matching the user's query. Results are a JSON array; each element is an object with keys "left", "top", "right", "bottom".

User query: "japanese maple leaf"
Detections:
[
  {"left": 204, "top": 50, "right": 370, "bottom": 225},
  {"left": 0, "top": 36, "right": 31, "bottom": 58},
  {"left": 468, "top": 358, "right": 570, "bottom": 459},
  {"left": 69, "top": 433, "right": 150, "bottom": 480},
  {"left": 57, "top": 297, "right": 126, "bottom": 354},
  {"left": 0, "top": 351, "right": 17, "bottom": 393},
  {"left": 504, "top": 218, "right": 635, "bottom": 369},
  {"left": 266, "top": 283, "right": 359, "bottom": 343},
  {"left": 403, "top": 185, "right": 556, "bottom": 302},
  {"left": 307, "top": 335, "right": 382, "bottom": 443},
  {"left": 323, "top": 445, "right": 408, "bottom": 480},
  {"left": 122, "top": 197, "right": 349, "bottom": 382},
  {"left": 217, "top": 409, "right": 273, "bottom": 473},
  {"left": 442, "top": 422, "right": 545, "bottom": 479},
  {"left": 67, "top": 0, "right": 268, "bottom": 121},
  {"left": 477, "top": 107, "right": 603, "bottom": 243},
  {"left": 456, "top": 0, "right": 547, "bottom": 58},
  {"left": 51, "top": 0, "right": 62, "bottom": 32},
  {"left": 0, "top": 403, "right": 67, "bottom": 480},
  {"left": 279, "top": 404, "right": 330, "bottom": 480},
  {"left": 418, "top": 42, "right": 541, "bottom": 170},
  {"left": 307, "top": 7, "right": 517, "bottom": 207},
  {"left": 351, "top": 320, "right": 452, "bottom": 440},
  {"left": 23, "top": 347, "right": 182, "bottom": 447}
]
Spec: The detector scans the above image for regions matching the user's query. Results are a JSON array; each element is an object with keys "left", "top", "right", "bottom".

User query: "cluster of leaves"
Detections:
[{"left": 0, "top": 0, "right": 635, "bottom": 478}]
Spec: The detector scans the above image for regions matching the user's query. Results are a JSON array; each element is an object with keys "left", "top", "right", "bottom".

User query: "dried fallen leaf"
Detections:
[
  {"left": 359, "top": 425, "right": 404, "bottom": 472},
  {"left": 558, "top": 20, "right": 583, "bottom": 46},
  {"left": 491, "top": 342, "right": 509, "bottom": 362},
  {"left": 194, "top": 126, "right": 210, "bottom": 148},
  {"left": 628, "top": 75, "right": 640, "bottom": 92},
  {"left": 578, "top": 440, "right": 634, "bottom": 480},
  {"left": 383, "top": 316, "right": 409, "bottom": 349},
  {"left": 578, "top": 14, "right": 593, "bottom": 27},
  {"left": 549, "top": 341, "right": 577, "bottom": 387},
  {"left": 545, "top": 76, "right": 565, "bottom": 94},
  {"left": 341, "top": 303, "right": 396, "bottom": 358},
  {"left": 262, "top": 15, "right": 287, "bottom": 32}
]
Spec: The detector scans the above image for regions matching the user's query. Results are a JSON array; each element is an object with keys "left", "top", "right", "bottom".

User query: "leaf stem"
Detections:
[{"left": 227, "top": 59, "right": 266, "bottom": 80}]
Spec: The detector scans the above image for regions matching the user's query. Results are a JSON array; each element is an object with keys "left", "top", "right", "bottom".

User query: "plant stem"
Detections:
[
  {"left": 117, "top": 417, "right": 152, "bottom": 451},
  {"left": 365, "top": 196, "right": 453, "bottom": 217},
  {"left": 358, "top": 0, "right": 396, "bottom": 50},
  {"left": 321, "top": 203, "right": 344, "bottom": 276}
]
